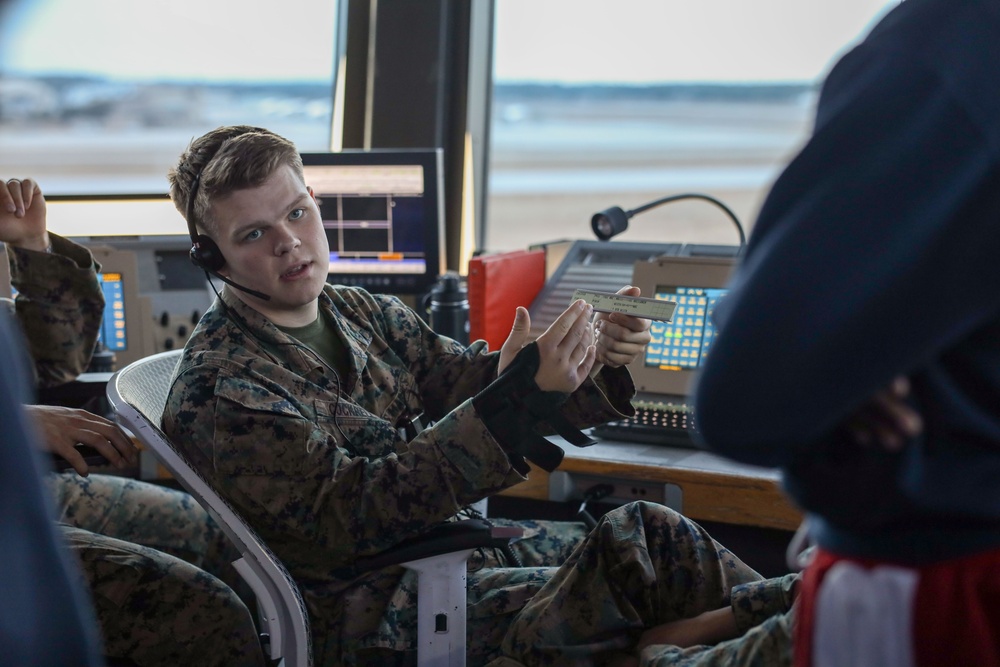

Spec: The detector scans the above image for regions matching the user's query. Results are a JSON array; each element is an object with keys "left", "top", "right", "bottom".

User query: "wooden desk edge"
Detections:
[{"left": 500, "top": 455, "right": 803, "bottom": 532}]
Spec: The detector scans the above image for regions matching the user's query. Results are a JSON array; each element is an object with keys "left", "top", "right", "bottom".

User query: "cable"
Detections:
[{"left": 630, "top": 193, "right": 746, "bottom": 247}]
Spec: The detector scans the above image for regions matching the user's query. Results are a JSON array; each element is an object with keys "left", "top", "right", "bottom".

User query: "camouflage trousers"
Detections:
[
  {"left": 349, "top": 502, "right": 761, "bottom": 667},
  {"left": 47, "top": 472, "right": 238, "bottom": 578},
  {"left": 490, "top": 501, "right": 763, "bottom": 667},
  {"left": 342, "top": 515, "right": 582, "bottom": 666},
  {"left": 48, "top": 473, "right": 264, "bottom": 667}
]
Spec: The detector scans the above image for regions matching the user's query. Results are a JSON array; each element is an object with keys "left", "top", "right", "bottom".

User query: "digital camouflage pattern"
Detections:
[
  {"left": 163, "top": 285, "right": 799, "bottom": 666},
  {"left": 47, "top": 472, "right": 242, "bottom": 589},
  {"left": 349, "top": 516, "right": 590, "bottom": 666},
  {"left": 8, "top": 236, "right": 264, "bottom": 666},
  {"left": 163, "top": 284, "right": 636, "bottom": 665},
  {"left": 60, "top": 524, "right": 262, "bottom": 667},
  {"left": 51, "top": 474, "right": 262, "bottom": 667},
  {"left": 6, "top": 234, "right": 104, "bottom": 388},
  {"left": 492, "top": 501, "right": 796, "bottom": 667}
]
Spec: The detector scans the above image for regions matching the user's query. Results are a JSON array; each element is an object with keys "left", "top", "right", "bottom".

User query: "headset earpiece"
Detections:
[
  {"left": 186, "top": 169, "right": 225, "bottom": 271},
  {"left": 189, "top": 234, "right": 226, "bottom": 272},
  {"left": 184, "top": 155, "right": 270, "bottom": 301}
]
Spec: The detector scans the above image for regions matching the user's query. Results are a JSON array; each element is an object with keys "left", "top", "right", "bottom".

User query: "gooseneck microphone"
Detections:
[
  {"left": 591, "top": 192, "right": 746, "bottom": 248},
  {"left": 185, "top": 169, "right": 271, "bottom": 301}
]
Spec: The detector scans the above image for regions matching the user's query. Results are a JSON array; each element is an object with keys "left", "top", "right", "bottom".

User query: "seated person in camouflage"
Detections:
[
  {"left": 2, "top": 176, "right": 265, "bottom": 667},
  {"left": 161, "top": 126, "right": 930, "bottom": 667},
  {"left": 155, "top": 125, "right": 818, "bottom": 667}
]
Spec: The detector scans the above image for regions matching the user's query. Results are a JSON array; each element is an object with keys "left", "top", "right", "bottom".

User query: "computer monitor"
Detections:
[
  {"left": 301, "top": 149, "right": 446, "bottom": 295},
  {"left": 628, "top": 255, "right": 736, "bottom": 398},
  {"left": 95, "top": 270, "right": 128, "bottom": 354},
  {"left": 43, "top": 194, "right": 187, "bottom": 239},
  {"left": 85, "top": 246, "right": 153, "bottom": 368}
]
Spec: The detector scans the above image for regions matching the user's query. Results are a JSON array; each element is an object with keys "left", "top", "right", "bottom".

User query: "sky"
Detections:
[
  {"left": 0, "top": 0, "right": 899, "bottom": 85},
  {"left": 494, "top": 0, "right": 900, "bottom": 83},
  {"left": 0, "top": 0, "right": 339, "bottom": 82}
]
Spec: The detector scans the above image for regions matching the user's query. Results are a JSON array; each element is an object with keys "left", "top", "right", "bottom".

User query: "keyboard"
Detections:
[{"left": 592, "top": 398, "right": 701, "bottom": 448}]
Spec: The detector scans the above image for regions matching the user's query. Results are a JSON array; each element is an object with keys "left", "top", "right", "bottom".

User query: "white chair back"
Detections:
[{"left": 106, "top": 350, "right": 313, "bottom": 667}]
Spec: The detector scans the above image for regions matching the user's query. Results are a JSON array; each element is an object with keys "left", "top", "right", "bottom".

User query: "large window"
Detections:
[
  {"left": 486, "top": 0, "right": 899, "bottom": 252},
  {"left": 1, "top": 1, "right": 900, "bottom": 254},
  {"left": 0, "top": 0, "right": 339, "bottom": 195}
]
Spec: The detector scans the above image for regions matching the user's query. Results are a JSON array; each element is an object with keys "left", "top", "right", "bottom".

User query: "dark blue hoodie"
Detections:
[{"left": 694, "top": 0, "right": 1000, "bottom": 564}]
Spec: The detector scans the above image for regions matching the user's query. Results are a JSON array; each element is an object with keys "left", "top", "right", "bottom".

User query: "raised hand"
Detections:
[
  {"left": 499, "top": 300, "right": 597, "bottom": 393},
  {"left": 0, "top": 177, "right": 49, "bottom": 252},
  {"left": 24, "top": 404, "right": 138, "bottom": 477},
  {"left": 497, "top": 306, "right": 532, "bottom": 377}
]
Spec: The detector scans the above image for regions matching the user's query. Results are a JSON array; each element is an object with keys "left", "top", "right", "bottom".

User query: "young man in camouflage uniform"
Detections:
[
  {"left": 160, "top": 125, "right": 812, "bottom": 666},
  {"left": 1, "top": 177, "right": 264, "bottom": 666}
]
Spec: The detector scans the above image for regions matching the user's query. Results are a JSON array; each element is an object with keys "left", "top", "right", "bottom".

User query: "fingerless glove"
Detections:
[{"left": 472, "top": 342, "right": 595, "bottom": 473}]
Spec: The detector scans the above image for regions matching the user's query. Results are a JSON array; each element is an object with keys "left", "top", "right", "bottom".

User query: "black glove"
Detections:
[{"left": 472, "top": 342, "right": 594, "bottom": 473}]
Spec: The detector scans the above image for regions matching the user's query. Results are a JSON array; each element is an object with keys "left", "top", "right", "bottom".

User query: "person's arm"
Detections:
[
  {"left": 2, "top": 178, "right": 104, "bottom": 387},
  {"left": 608, "top": 575, "right": 798, "bottom": 667},
  {"left": 694, "top": 45, "right": 1000, "bottom": 466},
  {"left": 640, "top": 573, "right": 797, "bottom": 650},
  {"left": 24, "top": 404, "right": 138, "bottom": 475},
  {"left": 164, "top": 298, "right": 600, "bottom": 565},
  {"left": 189, "top": 368, "right": 529, "bottom": 562},
  {"left": 371, "top": 291, "right": 637, "bottom": 430},
  {"left": 635, "top": 608, "right": 740, "bottom": 654},
  {"left": 494, "top": 291, "right": 645, "bottom": 429},
  {"left": 639, "top": 610, "right": 794, "bottom": 667}
]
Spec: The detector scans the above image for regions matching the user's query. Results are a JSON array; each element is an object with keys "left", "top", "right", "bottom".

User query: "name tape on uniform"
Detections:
[{"left": 572, "top": 289, "right": 677, "bottom": 322}]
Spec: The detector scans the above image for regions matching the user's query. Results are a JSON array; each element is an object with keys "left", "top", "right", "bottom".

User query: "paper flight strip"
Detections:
[{"left": 572, "top": 289, "right": 677, "bottom": 322}]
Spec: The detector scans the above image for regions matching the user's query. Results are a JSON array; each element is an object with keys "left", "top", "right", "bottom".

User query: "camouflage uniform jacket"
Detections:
[
  {"left": 163, "top": 284, "right": 636, "bottom": 659},
  {"left": 4, "top": 234, "right": 103, "bottom": 388}
]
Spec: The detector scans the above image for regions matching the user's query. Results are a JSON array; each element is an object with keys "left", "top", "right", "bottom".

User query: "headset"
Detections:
[
  {"left": 185, "top": 166, "right": 271, "bottom": 301},
  {"left": 182, "top": 136, "right": 361, "bottom": 446}
]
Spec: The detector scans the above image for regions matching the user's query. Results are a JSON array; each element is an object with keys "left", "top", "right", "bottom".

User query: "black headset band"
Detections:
[
  {"left": 186, "top": 168, "right": 202, "bottom": 242},
  {"left": 185, "top": 163, "right": 270, "bottom": 301}
]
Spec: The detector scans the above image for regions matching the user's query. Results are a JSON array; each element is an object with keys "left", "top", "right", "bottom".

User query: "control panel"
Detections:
[
  {"left": 81, "top": 238, "right": 215, "bottom": 363},
  {"left": 74, "top": 236, "right": 420, "bottom": 366},
  {"left": 151, "top": 306, "right": 205, "bottom": 353},
  {"left": 143, "top": 244, "right": 215, "bottom": 354}
]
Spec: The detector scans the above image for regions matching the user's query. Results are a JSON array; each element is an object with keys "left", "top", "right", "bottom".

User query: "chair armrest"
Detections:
[{"left": 354, "top": 519, "right": 523, "bottom": 572}]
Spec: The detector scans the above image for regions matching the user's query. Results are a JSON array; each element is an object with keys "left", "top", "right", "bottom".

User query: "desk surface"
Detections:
[{"left": 499, "top": 434, "right": 803, "bottom": 532}]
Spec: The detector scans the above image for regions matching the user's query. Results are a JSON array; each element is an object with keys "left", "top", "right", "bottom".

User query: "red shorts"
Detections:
[{"left": 794, "top": 546, "right": 1000, "bottom": 667}]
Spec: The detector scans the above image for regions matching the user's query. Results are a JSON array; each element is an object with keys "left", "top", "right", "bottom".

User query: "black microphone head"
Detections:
[{"left": 591, "top": 206, "right": 630, "bottom": 241}]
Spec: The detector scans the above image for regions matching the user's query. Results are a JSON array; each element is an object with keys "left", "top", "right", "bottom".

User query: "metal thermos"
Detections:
[
  {"left": 88, "top": 343, "right": 117, "bottom": 372},
  {"left": 428, "top": 272, "right": 470, "bottom": 345}
]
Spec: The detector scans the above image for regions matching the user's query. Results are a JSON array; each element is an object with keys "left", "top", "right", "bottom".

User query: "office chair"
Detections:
[{"left": 107, "top": 349, "right": 519, "bottom": 667}]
